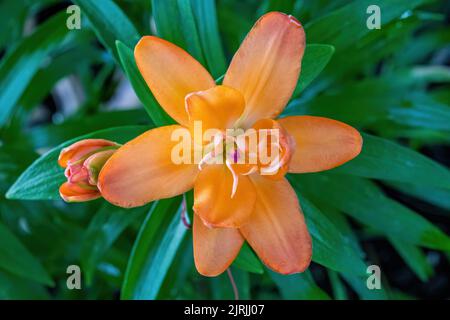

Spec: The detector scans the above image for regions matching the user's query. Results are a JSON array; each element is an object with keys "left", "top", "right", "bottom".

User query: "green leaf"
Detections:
[
  {"left": 0, "top": 12, "right": 69, "bottom": 125},
  {"left": 388, "top": 237, "right": 434, "bottom": 282},
  {"left": 289, "top": 186, "right": 368, "bottom": 276},
  {"left": 121, "top": 197, "right": 188, "bottom": 300},
  {"left": 151, "top": 0, "right": 187, "bottom": 48},
  {"left": 151, "top": 0, "right": 226, "bottom": 78},
  {"left": 305, "top": 0, "right": 432, "bottom": 51},
  {"left": 116, "top": 41, "right": 174, "bottom": 126},
  {"left": 292, "top": 44, "right": 335, "bottom": 98},
  {"left": 334, "top": 134, "right": 450, "bottom": 190},
  {"left": 258, "top": 0, "right": 297, "bottom": 15},
  {"left": 309, "top": 83, "right": 439, "bottom": 126},
  {"left": 0, "top": 0, "right": 30, "bottom": 48},
  {"left": 19, "top": 44, "right": 101, "bottom": 111},
  {"left": 388, "top": 290, "right": 416, "bottom": 300},
  {"left": 269, "top": 270, "right": 331, "bottom": 300},
  {"left": 29, "top": 109, "right": 150, "bottom": 149},
  {"left": 341, "top": 273, "right": 388, "bottom": 300},
  {"left": 0, "top": 146, "right": 37, "bottom": 192},
  {"left": 0, "top": 269, "right": 50, "bottom": 300},
  {"left": 322, "top": 15, "right": 423, "bottom": 82},
  {"left": 284, "top": 78, "right": 403, "bottom": 125},
  {"left": 176, "top": 0, "right": 207, "bottom": 66},
  {"left": 81, "top": 203, "right": 148, "bottom": 285},
  {"left": 157, "top": 234, "right": 194, "bottom": 299},
  {"left": 403, "top": 65, "right": 450, "bottom": 84},
  {"left": 316, "top": 204, "right": 365, "bottom": 257},
  {"left": 388, "top": 182, "right": 450, "bottom": 211},
  {"left": 297, "top": 173, "right": 450, "bottom": 251},
  {"left": 232, "top": 242, "right": 264, "bottom": 274},
  {"left": 216, "top": 0, "right": 254, "bottom": 54},
  {"left": 328, "top": 270, "right": 348, "bottom": 300},
  {"left": 392, "top": 97, "right": 450, "bottom": 132},
  {"left": 73, "top": 0, "right": 140, "bottom": 61},
  {"left": 0, "top": 221, "right": 53, "bottom": 286},
  {"left": 191, "top": 0, "right": 227, "bottom": 78},
  {"left": 285, "top": 76, "right": 450, "bottom": 131},
  {"left": 6, "top": 126, "right": 149, "bottom": 200}
]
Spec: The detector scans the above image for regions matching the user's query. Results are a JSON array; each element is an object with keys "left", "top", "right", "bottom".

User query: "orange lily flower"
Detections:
[
  {"left": 58, "top": 139, "right": 120, "bottom": 202},
  {"left": 98, "top": 12, "right": 362, "bottom": 276}
]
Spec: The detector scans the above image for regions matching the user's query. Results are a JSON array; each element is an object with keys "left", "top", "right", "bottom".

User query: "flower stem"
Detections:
[
  {"left": 181, "top": 195, "right": 191, "bottom": 229},
  {"left": 227, "top": 268, "right": 239, "bottom": 300}
]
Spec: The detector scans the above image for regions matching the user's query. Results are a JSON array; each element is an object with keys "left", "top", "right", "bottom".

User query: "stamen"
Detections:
[
  {"left": 225, "top": 159, "right": 238, "bottom": 198},
  {"left": 213, "top": 132, "right": 225, "bottom": 154},
  {"left": 198, "top": 132, "right": 225, "bottom": 170},
  {"left": 235, "top": 135, "right": 247, "bottom": 152},
  {"left": 184, "top": 92, "right": 199, "bottom": 120},
  {"left": 227, "top": 268, "right": 240, "bottom": 300},
  {"left": 242, "top": 166, "right": 257, "bottom": 176},
  {"left": 260, "top": 155, "right": 282, "bottom": 175},
  {"left": 198, "top": 151, "right": 214, "bottom": 170},
  {"left": 258, "top": 139, "right": 286, "bottom": 175},
  {"left": 180, "top": 196, "right": 191, "bottom": 229}
]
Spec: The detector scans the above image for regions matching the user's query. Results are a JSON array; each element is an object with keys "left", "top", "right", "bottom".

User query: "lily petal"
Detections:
[
  {"left": 84, "top": 149, "right": 116, "bottom": 185},
  {"left": 98, "top": 125, "right": 198, "bottom": 208},
  {"left": 224, "top": 12, "right": 305, "bottom": 127},
  {"left": 194, "top": 164, "right": 256, "bottom": 228},
  {"left": 58, "top": 139, "right": 118, "bottom": 168},
  {"left": 186, "top": 85, "right": 245, "bottom": 132},
  {"left": 135, "top": 36, "right": 215, "bottom": 126},
  {"left": 240, "top": 175, "right": 312, "bottom": 274},
  {"left": 59, "top": 182, "right": 101, "bottom": 202},
  {"left": 278, "top": 116, "right": 363, "bottom": 173},
  {"left": 193, "top": 214, "right": 244, "bottom": 277}
]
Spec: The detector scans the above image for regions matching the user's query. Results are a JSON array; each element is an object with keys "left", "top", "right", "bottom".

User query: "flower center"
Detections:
[{"left": 197, "top": 123, "right": 295, "bottom": 198}]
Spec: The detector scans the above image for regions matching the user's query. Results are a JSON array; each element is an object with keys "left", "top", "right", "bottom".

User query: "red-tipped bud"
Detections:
[{"left": 58, "top": 139, "right": 119, "bottom": 202}]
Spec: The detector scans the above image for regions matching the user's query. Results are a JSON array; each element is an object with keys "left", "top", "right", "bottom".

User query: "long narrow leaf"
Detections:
[
  {"left": 388, "top": 237, "right": 434, "bottom": 282},
  {"left": 0, "top": 12, "right": 69, "bottom": 125},
  {"left": 81, "top": 203, "right": 148, "bottom": 285},
  {"left": 0, "top": 222, "right": 53, "bottom": 286},
  {"left": 292, "top": 189, "right": 368, "bottom": 276},
  {"left": 291, "top": 44, "right": 335, "bottom": 98},
  {"left": 296, "top": 173, "right": 450, "bottom": 251},
  {"left": 334, "top": 134, "right": 450, "bottom": 190},
  {"left": 305, "top": 0, "right": 432, "bottom": 51},
  {"left": 121, "top": 197, "right": 188, "bottom": 300},
  {"left": 73, "top": 0, "right": 140, "bottom": 61},
  {"left": 191, "top": 0, "right": 227, "bottom": 78},
  {"left": 151, "top": 0, "right": 187, "bottom": 48},
  {"left": 176, "top": 0, "right": 207, "bottom": 65},
  {"left": 269, "top": 270, "right": 330, "bottom": 300}
]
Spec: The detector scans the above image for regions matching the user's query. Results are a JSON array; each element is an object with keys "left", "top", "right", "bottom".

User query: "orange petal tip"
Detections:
[
  {"left": 59, "top": 182, "right": 101, "bottom": 203},
  {"left": 58, "top": 139, "right": 118, "bottom": 168}
]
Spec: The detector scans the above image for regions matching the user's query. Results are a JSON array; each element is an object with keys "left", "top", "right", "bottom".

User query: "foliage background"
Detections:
[{"left": 0, "top": 0, "right": 449, "bottom": 300}]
